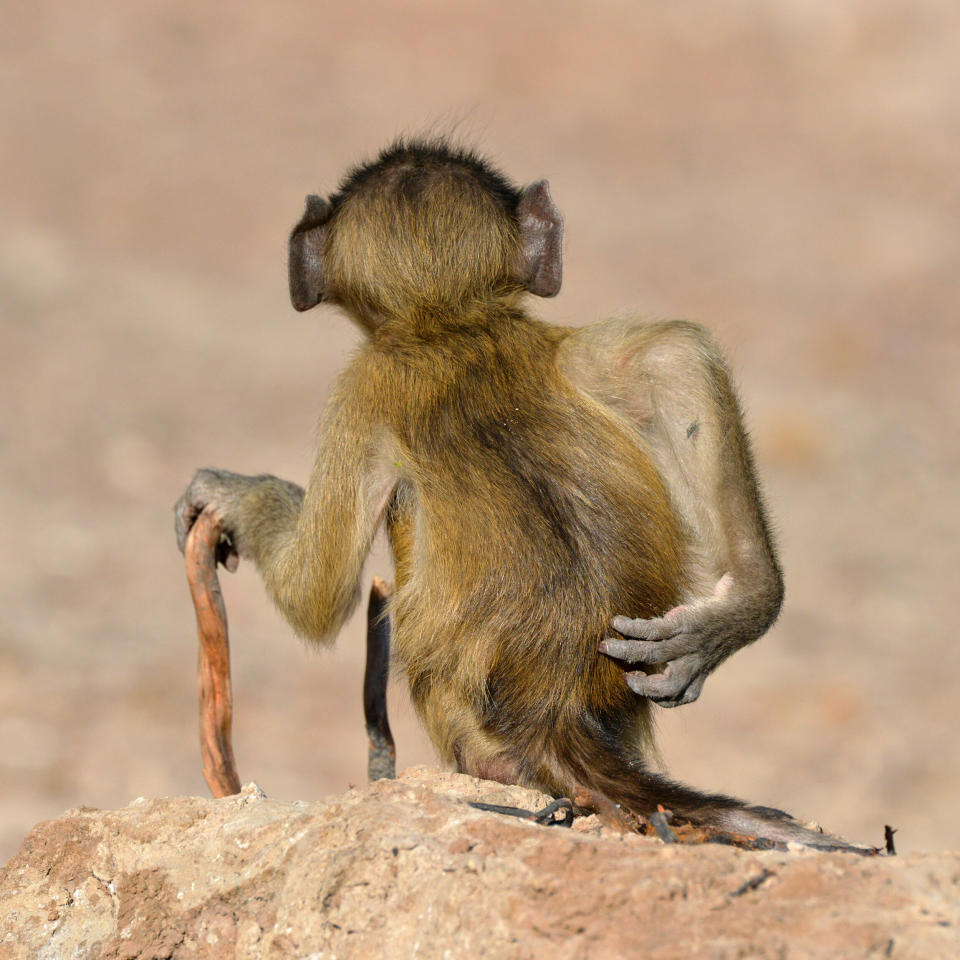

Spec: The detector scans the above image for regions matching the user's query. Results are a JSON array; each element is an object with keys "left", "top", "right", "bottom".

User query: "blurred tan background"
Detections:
[{"left": 2, "top": 0, "right": 958, "bottom": 861}]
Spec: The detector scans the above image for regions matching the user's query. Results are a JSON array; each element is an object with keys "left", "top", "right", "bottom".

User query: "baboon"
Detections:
[{"left": 175, "top": 138, "right": 858, "bottom": 849}]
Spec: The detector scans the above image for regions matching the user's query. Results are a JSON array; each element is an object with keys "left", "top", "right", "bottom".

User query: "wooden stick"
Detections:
[
  {"left": 185, "top": 508, "right": 241, "bottom": 798},
  {"left": 364, "top": 577, "right": 396, "bottom": 781}
]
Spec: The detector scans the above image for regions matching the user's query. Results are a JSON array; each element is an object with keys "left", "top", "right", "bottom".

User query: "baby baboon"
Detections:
[{"left": 175, "top": 138, "right": 856, "bottom": 849}]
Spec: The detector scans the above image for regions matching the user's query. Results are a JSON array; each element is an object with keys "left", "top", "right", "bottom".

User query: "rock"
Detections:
[{"left": 1, "top": 767, "right": 958, "bottom": 959}]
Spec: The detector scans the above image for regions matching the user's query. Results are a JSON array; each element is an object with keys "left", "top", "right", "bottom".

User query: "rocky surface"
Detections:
[
  {"left": 2, "top": 769, "right": 957, "bottom": 959},
  {"left": 3, "top": 0, "right": 960, "bottom": 867}
]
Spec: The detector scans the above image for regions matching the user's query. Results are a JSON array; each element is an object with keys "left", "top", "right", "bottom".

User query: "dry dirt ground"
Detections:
[{"left": 1, "top": 0, "right": 959, "bottom": 873}]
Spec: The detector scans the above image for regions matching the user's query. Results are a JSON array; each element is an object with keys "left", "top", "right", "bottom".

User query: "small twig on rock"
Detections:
[
  {"left": 649, "top": 805, "right": 678, "bottom": 844},
  {"left": 468, "top": 798, "right": 574, "bottom": 827},
  {"left": 729, "top": 868, "right": 776, "bottom": 898},
  {"left": 884, "top": 825, "right": 898, "bottom": 856},
  {"left": 529, "top": 798, "right": 575, "bottom": 826}
]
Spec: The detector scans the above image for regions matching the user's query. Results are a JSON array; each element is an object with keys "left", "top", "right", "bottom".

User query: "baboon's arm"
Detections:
[
  {"left": 174, "top": 372, "right": 396, "bottom": 646},
  {"left": 561, "top": 318, "right": 783, "bottom": 706}
]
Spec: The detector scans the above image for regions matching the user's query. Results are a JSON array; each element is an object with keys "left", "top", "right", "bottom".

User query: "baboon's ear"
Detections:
[
  {"left": 288, "top": 194, "right": 332, "bottom": 311},
  {"left": 517, "top": 180, "right": 563, "bottom": 298}
]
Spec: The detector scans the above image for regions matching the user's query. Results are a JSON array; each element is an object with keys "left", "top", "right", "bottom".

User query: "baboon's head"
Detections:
[{"left": 288, "top": 138, "right": 563, "bottom": 328}]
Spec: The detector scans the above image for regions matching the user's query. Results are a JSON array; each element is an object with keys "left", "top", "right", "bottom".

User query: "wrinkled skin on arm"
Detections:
[{"left": 559, "top": 318, "right": 784, "bottom": 708}]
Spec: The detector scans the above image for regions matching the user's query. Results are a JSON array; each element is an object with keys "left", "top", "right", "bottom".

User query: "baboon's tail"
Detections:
[{"left": 548, "top": 715, "right": 874, "bottom": 853}]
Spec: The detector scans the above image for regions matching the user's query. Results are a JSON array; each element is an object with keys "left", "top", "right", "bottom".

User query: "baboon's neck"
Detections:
[
  {"left": 365, "top": 292, "right": 536, "bottom": 339},
  {"left": 370, "top": 302, "right": 562, "bottom": 374},
  {"left": 364, "top": 303, "right": 570, "bottom": 435}
]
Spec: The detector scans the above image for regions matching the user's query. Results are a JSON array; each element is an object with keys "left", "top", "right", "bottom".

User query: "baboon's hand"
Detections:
[
  {"left": 600, "top": 605, "right": 741, "bottom": 708},
  {"left": 173, "top": 468, "right": 261, "bottom": 572}
]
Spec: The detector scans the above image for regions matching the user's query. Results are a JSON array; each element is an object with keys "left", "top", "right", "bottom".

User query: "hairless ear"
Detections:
[
  {"left": 517, "top": 180, "right": 563, "bottom": 298},
  {"left": 288, "top": 194, "right": 332, "bottom": 311}
]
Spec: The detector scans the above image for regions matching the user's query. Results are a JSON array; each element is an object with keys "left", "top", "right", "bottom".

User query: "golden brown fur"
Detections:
[
  {"left": 373, "top": 305, "right": 683, "bottom": 789},
  {"left": 175, "top": 138, "right": 869, "bottom": 850}
]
